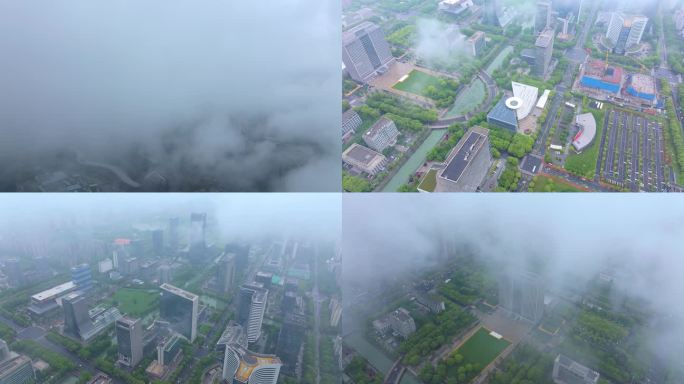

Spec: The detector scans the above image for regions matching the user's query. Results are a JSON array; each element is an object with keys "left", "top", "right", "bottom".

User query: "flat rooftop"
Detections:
[
  {"left": 343, "top": 144, "right": 385, "bottom": 166},
  {"left": 343, "top": 21, "right": 378, "bottom": 44},
  {"left": 31, "top": 281, "right": 76, "bottom": 302},
  {"left": 440, "top": 128, "right": 488, "bottom": 183},
  {"left": 160, "top": 283, "right": 198, "bottom": 301},
  {"left": 573, "top": 113, "right": 597, "bottom": 151},
  {"left": 535, "top": 29, "right": 554, "bottom": 48}
]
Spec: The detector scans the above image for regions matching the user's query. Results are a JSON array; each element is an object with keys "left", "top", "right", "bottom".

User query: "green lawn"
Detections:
[
  {"left": 393, "top": 70, "right": 443, "bottom": 97},
  {"left": 531, "top": 175, "right": 584, "bottom": 192},
  {"left": 456, "top": 327, "right": 511, "bottom": 367},
  {"left": 417, "top": 169, "right": 437, "bottom": 192},
  {"left": 113, "top": 288, "right": 159, "bottom": 317},
  {"left": 564, "top": 109, "right": 605, "bottom": 179}
]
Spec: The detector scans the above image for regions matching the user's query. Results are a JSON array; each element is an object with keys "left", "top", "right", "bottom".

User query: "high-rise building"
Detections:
[
  {"left": 63, "top": 292, "right": 90, "bottom": 338},
  {"left": 534, "top": 28, "right": 555, "bottom": 78},
  {"left": 499, "top": 271, "right": 545, "bottom": 323},
  {"left": 342, "top": 22, "right": 394, "bottom": 83},
  {"left": 275, "top": 313, "right": 307, "bottom": 375},
  {"left": 552, "top": 354, "right": 600, "bottom": 384},
  {"left": 237, "top": 283, "right": 268, "bottom": 343},
  {"left": 0, "top": 355, "right": 35, "bottom": 384},
  {"left": 363, "top": 116, "right": 399, "bottom": 153},
  {"left": 71, "top": 264, "right": 92, "bottom": 291},
  {"left": 116, "top": 316, "right": 143, "bottom": 368},
  {"left": 606, "top": 13, "right": 648, "bottom": 55},
  {"left": 151, "top": 229, "right": 164, "bottom": 255},
  {"left": 168, "top": 218, "right": 179, "bottom": 252},
  {"left": 159, "top": 283, "right": 198, "bottom": 342},
  {"left": 158, "top": 265, "right": 172, "bottom": 285},
  {"left": 467, "top": 31, "right": 486, "bottom": 57},
  {"left": 482, "top": 0, "right": 501, "bottom": 26},
  {"left": 225, "top": 243, "right": 250, "bottom": 275},
  {"left": 342, "top": 109, "right": 363, "bottom": 141},
  {"left": 217, "top": 252, "right": 236, "bottom": 293},
  {"left": 535, "top": 1, "right": 552, "bottom": 35},
  {"left": 189, "top": 213, "right": 207, "bottom": 260},
  {"left": 221, "top": 323, "right": 282, "bottom": 384}
]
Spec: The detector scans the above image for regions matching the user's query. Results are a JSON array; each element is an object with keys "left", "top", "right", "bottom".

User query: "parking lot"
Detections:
[{"left": 598, "top": 109, "right": 667, "bottom": 192}]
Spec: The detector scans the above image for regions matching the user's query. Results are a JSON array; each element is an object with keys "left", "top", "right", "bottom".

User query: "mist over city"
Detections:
[
  {"left": 0, "top": 0, "right": 340, "bottom": 192},
  {"left": 342, "top": 194, "right": 684, "bottom": 384},
  {"left": 0, "top": 194, "right": 342, "bottom": 383}
]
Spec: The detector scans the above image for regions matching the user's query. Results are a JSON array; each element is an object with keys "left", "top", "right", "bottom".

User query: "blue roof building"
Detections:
[{"left": 487, "top": 97, "right": 518, "bottom": 132}]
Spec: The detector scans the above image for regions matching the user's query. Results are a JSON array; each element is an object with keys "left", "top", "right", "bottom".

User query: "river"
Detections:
[{"left": 382, "top": 129, "right": 447, "bottom": 192}]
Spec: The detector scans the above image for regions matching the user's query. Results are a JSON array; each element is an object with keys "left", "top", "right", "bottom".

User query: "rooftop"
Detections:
[
  {"left": 535, "top": 28, "right": 554, "bottom": 48},
  {"left": 160, "top": 283, "right": 198, "bottom": 301},
  {"left": 31, "top": 281, "right": 76, "bottom": 302},
  {"left": 342, "top": 109, "right": 361, "bottom": 123},
  {"left": 343, "top": 144, "right": 385, "bottom": 166},
  {"left": 488, "top": 97, "right": 518, "bottom": 127},
  {"left": 440, "top": 127, "right": 489, "bottom": 183},
  {"left": 365, "top": 116, "right": 394, "bottom": 138},
  {"left": 511, "top": 82, "right": 539, "bottom": 120},
  {"left": 0, "top": 355, "right": 31, "bottom": 377},
  {"left": 343, "top": 21, "right": 379, "bottom": 44},
  {"left": 629, "top": 73, "right": 656, "bottom": 94},
  {"left": 235, "top": 351, "right": 282, "bottom": 382},
  {"left": 572, "top": 113, "right": 597, "bottom": 152},
  {"left": 467, "top": 31, "right": 485, "bottom": 43}
]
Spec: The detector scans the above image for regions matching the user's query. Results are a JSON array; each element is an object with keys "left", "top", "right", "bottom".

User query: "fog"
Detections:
[
  {"left": 0, "top": 194, "right": 341, "bottom": 255},
  {"left": 415, "top": 19, "right": 469, "bottom": 63},
  {"left": 0, "top": 0, "right": 340, "bottom": 192},
  {"left": 343, "top": 194, "right": 684, "bottom": 368}
]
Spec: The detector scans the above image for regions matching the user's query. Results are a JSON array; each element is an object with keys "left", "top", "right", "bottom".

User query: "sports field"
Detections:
[
  {"left": 113, "top": 288, "right": 159, "bottom": 316},
  {"left": 456, "top": 327, "right": 511, "bottom": 367},
  {"left": 392, "top": 70, "right": 443, "bottom": 97}
]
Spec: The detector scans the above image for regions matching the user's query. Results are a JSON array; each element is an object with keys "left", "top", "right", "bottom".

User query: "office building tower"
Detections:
[
  {"left": 535, "top": 28, "right": 555, "bottom": 78},
  {"left": 535, "top": 1, "right": 552, "bottom": 34},
  {"left": 363, "top": 116, "right": 399, "bottom": 153},
  {"left": 221, "top": 323, "right": 282, "bottom": 384},
  {"left": 0, "top": 355, "right": 35, "bottom": 384},
  {"left": 342, "top": 22, "right": 394, "bottom": 83},
  {"left": 189, "top": 213, "right": 207, "bottom": 260},
  {"left": 467, "top": 31, "right": 486, "bottom": 57},
  {"left": 238, "top": 283, "right": 268, "bottom": 343},
  {"left": 482, "top": 0, "right": 501, "bottom": 26},
  {"left": 116, "top": 316, "right": 143, "bottom": 368},
  {"left": 499, "top": 271, "right": 545, "bottom": 323},
  {"left": 275, "top": 313, "right": 307, "bottom": 375},
  {"left": 606, "top": 13, "right": 648, "bottom": 55},
  {"left": 151, "top": 229, "right": 164, "bottom": 255},
  {"left": 217, "top": 253, "right": 236, "bottom": 293},
  {"left": 168, "top": 218, "right": 179, "bottom": 252},
  {"left": 71, "top": 264, "right": 92, "bottom": 291},
  {"left": 342, "top": 109, "right": 363, "bottom": 141},
  {"left": 553, "top": 355, "right": 600, "bottom": 384},
  {"left": 63, "top": 292, "right": 89, "bottom": 338},
  {"left": 225, "top": 243, "right": 250, "bottom": 274},
  {"left": 159, "top": 284, "right": 198, "bottom": 342},
  {"left": 158, "top": 265, "right": 172, "bottom": 285}
]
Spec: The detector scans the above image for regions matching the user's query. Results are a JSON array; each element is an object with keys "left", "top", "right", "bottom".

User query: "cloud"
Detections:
[{"left": 0, "top": 0, "right": 340, "bottom": 191}]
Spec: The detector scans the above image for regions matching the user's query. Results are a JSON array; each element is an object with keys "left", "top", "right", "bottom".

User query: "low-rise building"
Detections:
[
  {"left": 363, "top": 117, "right": 399, "bottom": 152},
  {"left": 342, "top": 144, "right": 388, "bottom": 176},
  {"left": 388, "top": 308, "right": 416, "bottom": 338},
  {"left": 436, "top": 127, "right": 491, "bottom": 192},
  {"left": 416, "top": 293, "right": 445, "bottom": 313},
  {"left": 552, "top": 354, "right": 600, "bottom": 384}
]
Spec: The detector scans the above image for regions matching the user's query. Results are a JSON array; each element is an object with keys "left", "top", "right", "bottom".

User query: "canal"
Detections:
[
  {"left": 382, "top": 129, "right": 447, "bottom": 192},
  {"left": 485, "top": 45, "right": 514, "bottom": 76}
]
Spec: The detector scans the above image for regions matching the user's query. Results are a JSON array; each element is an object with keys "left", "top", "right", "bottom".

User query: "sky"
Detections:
[
  {"left": 343, "top": 194, "right": 684, "bottom": 364},
  {"left": 0, "top": 0, "right": 340, "bottom": 191}
]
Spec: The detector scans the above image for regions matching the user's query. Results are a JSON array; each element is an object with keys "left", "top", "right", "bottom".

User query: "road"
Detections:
[{"left": 313, "top": 245, "right": 321, "bottom": 384}]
